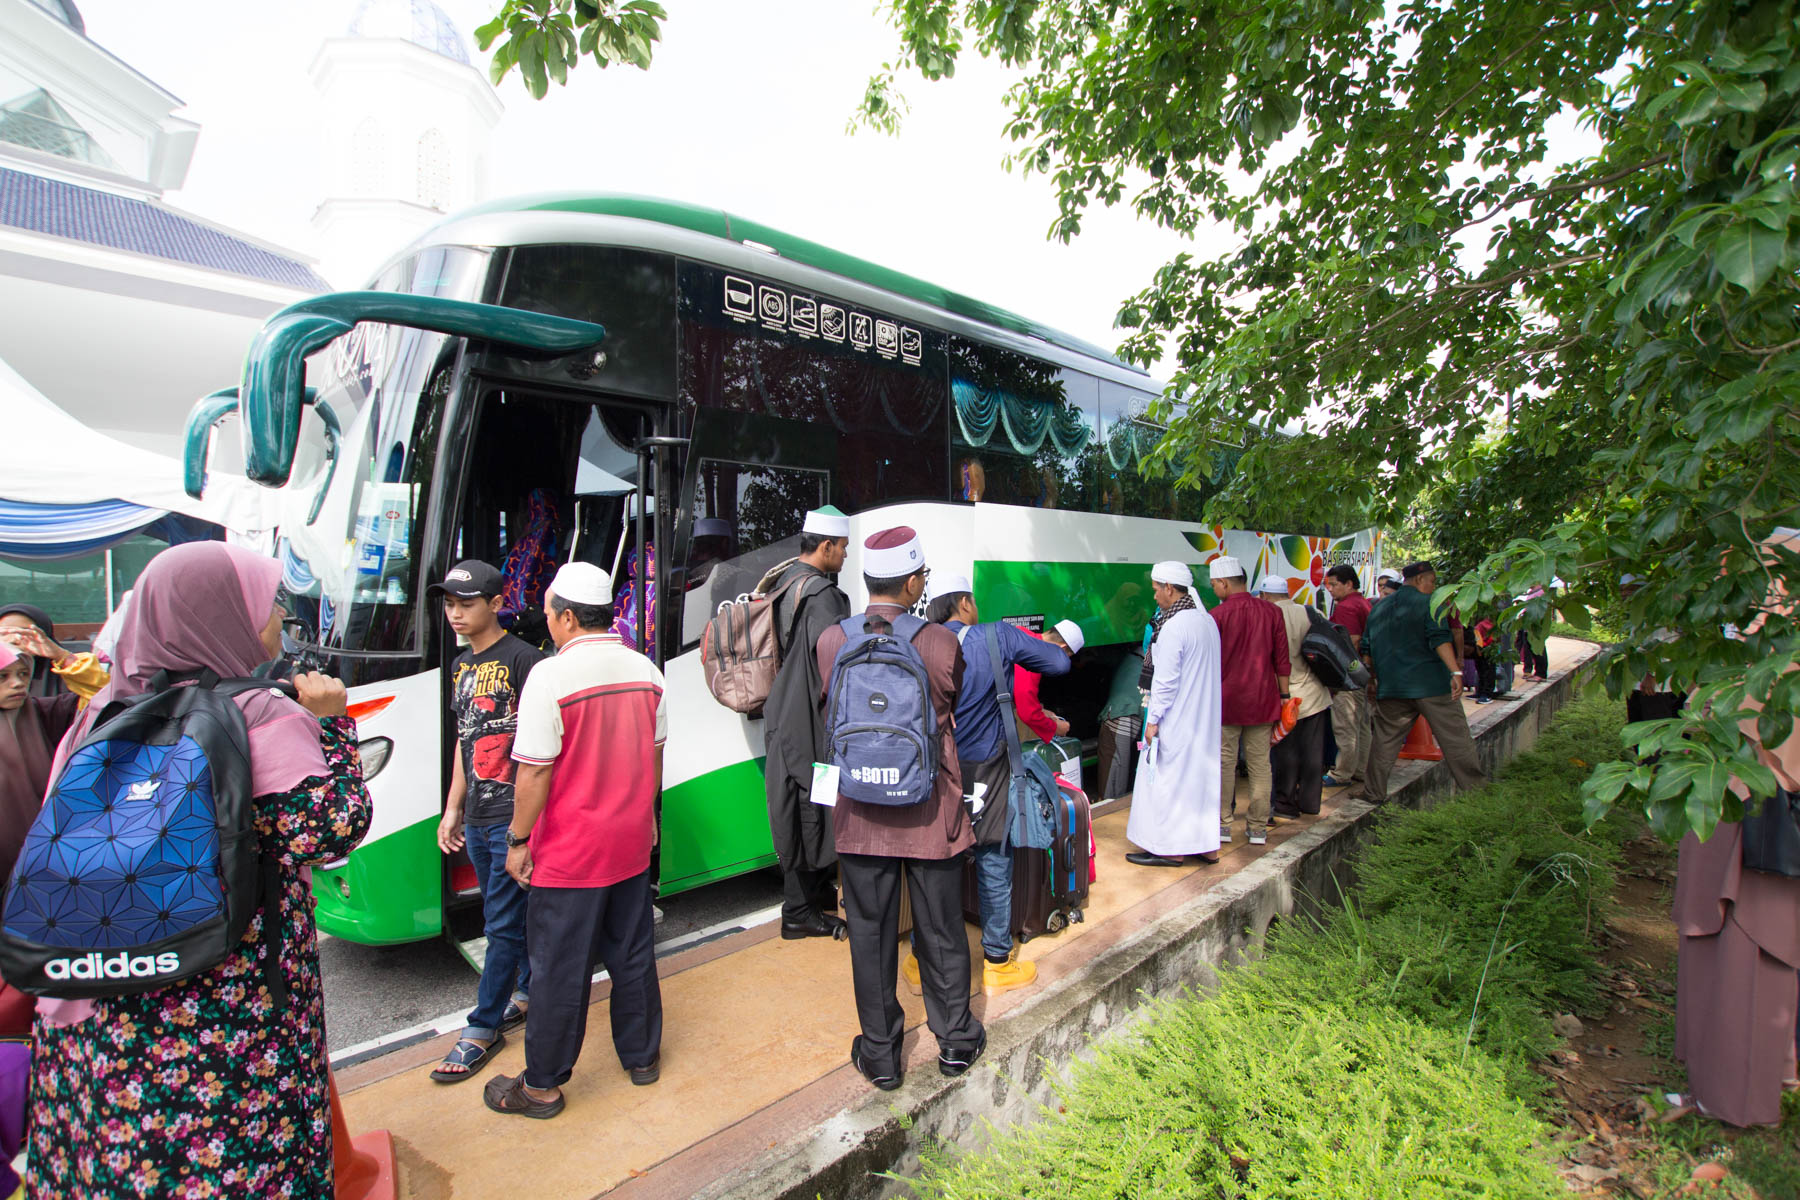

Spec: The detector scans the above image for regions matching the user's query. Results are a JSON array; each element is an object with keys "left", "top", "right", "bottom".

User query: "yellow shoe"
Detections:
[
  {"left": 901, "top": 952, "right": 923, "bottom": 996},
  {"left": 983, "top": 956, "right": 1038, "bottom": 995}
]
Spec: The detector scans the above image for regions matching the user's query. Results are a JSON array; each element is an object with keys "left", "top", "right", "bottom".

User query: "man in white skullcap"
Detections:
[
  {"left": 1259, "top": 576, "right": 1332, "bottom": 819},
  {"left": 488, "top": 562, "right": 667, "bottom": 1120},
  {"left": 761, "top": 506, "right": 853, "bottom": 940},
  {"left": 915, "top": 572, "right": 1071, "bottom": 995},
  {"left": 1125, "top": 562, "right": 1224, "bottom": 867},
  {"left": 815, "top": 527, "right": 985, "bottom": 1090},
  {"left": 1209, "top": 556, "right": 1290, "bottom": 846}
]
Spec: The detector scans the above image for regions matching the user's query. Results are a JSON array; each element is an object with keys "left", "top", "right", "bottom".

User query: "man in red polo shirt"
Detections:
[
  {"left": 1208, "top": 556, "right": 1290, "bottom": 846},
  {"left": 482, "top": 562, "right": 667, "bottom": 1121}
]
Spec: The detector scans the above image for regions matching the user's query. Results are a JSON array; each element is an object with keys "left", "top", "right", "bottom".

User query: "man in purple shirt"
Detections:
[
  {"left": 1208, "top": 556, "right": 1290, "bottom": 845},
  {"left": 1323, "top": 565, "right": 1373, "bottom": 791}
]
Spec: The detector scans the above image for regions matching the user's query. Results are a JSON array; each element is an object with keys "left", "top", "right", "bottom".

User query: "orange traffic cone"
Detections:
[
  {"left": 1396, "top": 715, "right": 1443, "bottom": 761},
  {"left": 330, "top": 1070, "right": 397, "bottom": 1200}
]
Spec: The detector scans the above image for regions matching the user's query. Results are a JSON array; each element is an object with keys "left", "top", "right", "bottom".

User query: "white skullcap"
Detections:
[
  {"left": 927, "top": 571, "right": 972, "bottom": 601},
  {"left": 1378, "top": 568, "right": 1403, "bottom": 584},
  {"left": 1256, "top": 576, "right": 1289, "bottom": 596},
  {"left": 1208, "top": 555, "right": 1245, "bottom": 580},
  {"left": 1053, "top": 619, "right": 1085, "bottom": 654},
  {"left": 802, "top": 506, "right": 850, "bottom": 538},
  {"left": 863, "top": 527, "right": 925, "bottom": 578},
  {"left": 549, "top": 561, "right": 613, "bottom": 606},
  {"left": 1150, "top": 561, "right": 1193, "bottom": 588}
]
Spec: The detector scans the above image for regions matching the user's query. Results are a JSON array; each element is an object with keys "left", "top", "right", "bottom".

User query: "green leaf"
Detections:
[{"left": 1713, "top": 219, "right": 1787, "bottom": 293}]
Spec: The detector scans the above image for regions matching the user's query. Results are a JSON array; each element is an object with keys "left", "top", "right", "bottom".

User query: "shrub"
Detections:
[
  {"left": 903, "top": 691, "right": 1630, "bottom": 1198},
  {"left": 906, "top": 997, "right": 1561, "bottom": 1199}
]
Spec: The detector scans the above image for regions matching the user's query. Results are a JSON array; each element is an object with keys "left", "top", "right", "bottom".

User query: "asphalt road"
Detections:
[{"left": 320, "top": 867, "right": 785, "bottom": 1053}]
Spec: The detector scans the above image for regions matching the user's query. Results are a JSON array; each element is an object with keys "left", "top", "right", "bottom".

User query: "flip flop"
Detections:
[
  {"left": 430, "top": 1033, "right": 504, "bottom": 1084},
  {"left": 483, "top": 1073, "right": 565, "bottom": 1119},
  {"left": 500, "top": 1000, "right": 528, "bottom": 1033}
]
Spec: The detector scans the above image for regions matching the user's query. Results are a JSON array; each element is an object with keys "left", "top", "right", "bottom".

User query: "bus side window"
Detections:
[{"left": 679, "top": 460, "right": 827, "bottom": 651}]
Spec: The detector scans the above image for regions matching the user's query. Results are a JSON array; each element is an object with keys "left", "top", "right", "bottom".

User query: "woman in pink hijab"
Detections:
[{"left": 24, "top": 542, "right": 372, "bottom": 1198}]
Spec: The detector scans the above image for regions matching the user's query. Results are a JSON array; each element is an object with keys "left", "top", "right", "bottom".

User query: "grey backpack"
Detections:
[{"left": 826, "top": 612, "right": 937, "bottom": 806}]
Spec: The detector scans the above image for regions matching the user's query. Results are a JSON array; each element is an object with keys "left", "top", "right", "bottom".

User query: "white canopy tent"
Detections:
[{"left": 0, "top": 354, "right": 277, "bottom": 537}]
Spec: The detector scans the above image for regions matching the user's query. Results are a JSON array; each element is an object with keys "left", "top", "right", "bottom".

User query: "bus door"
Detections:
[
  {"left": 657, "top": 409, "right": 836, "bottom": 893},
  {"left": 440, "top": 386, "right": 668, "bottom": 931}
]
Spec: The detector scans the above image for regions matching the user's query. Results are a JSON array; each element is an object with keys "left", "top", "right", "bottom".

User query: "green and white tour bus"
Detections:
[{"left": 184, "top": 194, "right": 1380, "bottom": 946}]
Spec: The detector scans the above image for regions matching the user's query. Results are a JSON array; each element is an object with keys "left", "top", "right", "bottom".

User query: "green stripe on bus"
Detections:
[
  {"left": 313, "top": 816, "right": 443, "bottom": 945},
  {"left": 972, "top": 558, "right": 1219, "bottom": 649}
]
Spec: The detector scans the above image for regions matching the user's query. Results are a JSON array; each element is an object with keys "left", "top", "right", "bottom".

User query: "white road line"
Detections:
[{"left": 327, "top": 902, "right": 783, "bottom": 1068}]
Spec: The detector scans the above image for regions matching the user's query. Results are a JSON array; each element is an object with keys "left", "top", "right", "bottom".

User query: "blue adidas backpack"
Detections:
[
  {"left": 826, "top": 612, "right": 938, "bottom": 806},
  {"left": 0, "top": 670, "right": 294, "bottom": 1004}
]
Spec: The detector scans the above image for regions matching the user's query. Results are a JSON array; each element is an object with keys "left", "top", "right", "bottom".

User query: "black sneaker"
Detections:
[
  {"left": 938, "top": 1030, "right": 986, "bottom": 1078},
  {"left": 851, "top": 1035, "right": 901, "bottom": 1091}
]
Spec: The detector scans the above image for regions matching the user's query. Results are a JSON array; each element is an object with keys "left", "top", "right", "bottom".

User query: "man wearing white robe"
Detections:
[{"left": 1125, "top": 561, "right": 1224, "bottom": 867}]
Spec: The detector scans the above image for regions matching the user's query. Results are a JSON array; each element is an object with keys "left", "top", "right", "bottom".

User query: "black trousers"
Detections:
[
  {"left": 838, "top": 853, "right": 982, "bottom": 1073},
  {"left": 1475, "top": 655, "right": 1496, "bottom": 699},
  {"left": 781, "top": 865, "right": 839, "bottom": 924},
  {"left": 1271, "top": 709, "right": 1328, "bottom": 815},
  {"left": 523, "top": 868, "right": 663, "bottom": 1090},
  {"left": 1518, "top": 635, "right": 1549, "bottom": 678}
]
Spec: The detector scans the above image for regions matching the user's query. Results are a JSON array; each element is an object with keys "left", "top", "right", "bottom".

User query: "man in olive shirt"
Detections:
[{"left": 1361, "top": 561, "right": 1486, "bottom": 803}]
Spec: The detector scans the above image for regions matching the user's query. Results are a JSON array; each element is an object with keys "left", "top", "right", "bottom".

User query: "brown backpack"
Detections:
[{"left": 700, "top": 563, "right": 819, "bottom": 716}]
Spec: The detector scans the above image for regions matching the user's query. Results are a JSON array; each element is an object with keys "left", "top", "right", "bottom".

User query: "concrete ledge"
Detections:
[{"left": 652, "top": 642, "right": 1604, "bottom": 1200}]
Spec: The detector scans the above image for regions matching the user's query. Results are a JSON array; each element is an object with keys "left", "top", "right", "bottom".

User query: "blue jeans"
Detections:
[
  {"left": 465, "top": 821, "right": 531, "bottom": 1038},
  {"left": 971, "top": 837, "right": 1014, "bottom": 962}
]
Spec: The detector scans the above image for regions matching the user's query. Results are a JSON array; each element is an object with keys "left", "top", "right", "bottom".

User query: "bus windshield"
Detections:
[{"left": 279, "top": 247, "right": 490, "bottom": 669}]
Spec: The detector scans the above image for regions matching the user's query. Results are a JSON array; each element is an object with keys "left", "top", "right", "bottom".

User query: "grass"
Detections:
[{"left": 902, "top": 690, "right": 1636, "bottom": 1199}]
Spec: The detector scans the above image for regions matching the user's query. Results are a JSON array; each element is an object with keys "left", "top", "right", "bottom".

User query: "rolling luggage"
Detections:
[{"left": 963, "top": 779, "right": 1092, "bottom": 941}]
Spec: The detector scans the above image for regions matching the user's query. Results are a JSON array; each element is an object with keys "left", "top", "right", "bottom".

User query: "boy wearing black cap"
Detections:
[{"left": 427, "top": 560, "right": 544, "bottom": 1083}]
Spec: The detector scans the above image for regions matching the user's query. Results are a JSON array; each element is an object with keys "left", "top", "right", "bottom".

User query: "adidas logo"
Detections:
[
  {"left": 44, "top": 951, "right": 180, "bottom": 981},
  {"left": 127, "top": 781, "right": 160, "bottom": 802}
]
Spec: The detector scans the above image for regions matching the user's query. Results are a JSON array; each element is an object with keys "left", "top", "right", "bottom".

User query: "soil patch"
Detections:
[{"left": 1545, "top": 835, "right": 1800, "bottom": 1198}]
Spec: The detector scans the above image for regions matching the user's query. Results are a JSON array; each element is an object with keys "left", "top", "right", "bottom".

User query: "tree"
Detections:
[
  {"left": 842, "top": 0, "right": 1800, "bottom": 843},
  {"left": 502, "top": 0, "right": 1800, "bottom": 841},
  {"left": 477, "top": 0, "right": 666, "bottom": 98}
]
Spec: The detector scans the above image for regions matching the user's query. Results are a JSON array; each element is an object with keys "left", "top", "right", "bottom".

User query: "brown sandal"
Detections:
[{"left": 483, "top": 1073, "right": 565, "bottom": 1119}]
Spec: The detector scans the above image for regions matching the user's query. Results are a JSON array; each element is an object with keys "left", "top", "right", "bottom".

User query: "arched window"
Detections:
[
  {"left": 416, "top": 128, "right": 452, "bottom": 210},
  {"left": 351, "top": 118, "right": 384, "bottom": 195}
]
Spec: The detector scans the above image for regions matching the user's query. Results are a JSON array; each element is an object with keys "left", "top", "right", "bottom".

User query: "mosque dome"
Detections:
[{"left": 345, "top": 0, "right": 472, "bottom": 66}]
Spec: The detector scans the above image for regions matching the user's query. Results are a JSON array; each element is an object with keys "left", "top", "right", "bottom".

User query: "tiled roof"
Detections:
[{"left": 0, "top": 166, "right": 327, "bottom": 291}]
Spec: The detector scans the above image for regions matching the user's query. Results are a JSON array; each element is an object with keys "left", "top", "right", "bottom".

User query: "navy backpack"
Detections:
[
  {"left": 0, "top": 670, "right": 293, "bottom": 1004},
  {"left": 826, "top": 612, "right": 938, "bottom": 806}
]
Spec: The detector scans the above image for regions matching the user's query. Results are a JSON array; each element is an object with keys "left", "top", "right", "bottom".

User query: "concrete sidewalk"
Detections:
[{"left": 339, "top": 638, "right": 1601, "bottom": 1200}]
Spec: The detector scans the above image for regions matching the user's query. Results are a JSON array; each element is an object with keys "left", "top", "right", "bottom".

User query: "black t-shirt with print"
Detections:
[{"left": 450, "top": 633, "right": 545, "bottom": 826}]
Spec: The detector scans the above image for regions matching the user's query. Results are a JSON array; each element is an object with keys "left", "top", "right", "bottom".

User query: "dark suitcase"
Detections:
[{"left": 963, "top": 781, "right": 1093, "bottom": 941}]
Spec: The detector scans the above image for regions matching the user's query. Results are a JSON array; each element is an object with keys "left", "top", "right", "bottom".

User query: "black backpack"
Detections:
[
  {"left": 1302, "top": 608, "right": 1371, "bottom": 692},
  {"left": 0, "top": 670, "right": 295, "bottom": 1005}
]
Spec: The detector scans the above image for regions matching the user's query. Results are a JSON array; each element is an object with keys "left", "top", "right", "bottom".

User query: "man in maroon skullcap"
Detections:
[{"left": 814, "top": 526, "right": 985, "bottom": 1091}]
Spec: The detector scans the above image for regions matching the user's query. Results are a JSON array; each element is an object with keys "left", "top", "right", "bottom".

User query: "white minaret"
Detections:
[{"left": 309, "top": 0, "right": 502, "bottom": 287}]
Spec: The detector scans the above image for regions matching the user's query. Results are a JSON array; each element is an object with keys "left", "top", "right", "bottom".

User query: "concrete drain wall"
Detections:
[{"left": 695, "top": 648, "right": 1602, "bottom": 1200}]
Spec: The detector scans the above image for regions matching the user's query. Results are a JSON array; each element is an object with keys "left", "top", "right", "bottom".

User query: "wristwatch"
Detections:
[{"left": 504, "top": 828, "right": 530, "bottom": 849}]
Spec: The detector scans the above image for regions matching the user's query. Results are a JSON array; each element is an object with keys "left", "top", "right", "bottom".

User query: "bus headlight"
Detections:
[{"left": 357, "top": 736, "right": 394, "bottom": 780}]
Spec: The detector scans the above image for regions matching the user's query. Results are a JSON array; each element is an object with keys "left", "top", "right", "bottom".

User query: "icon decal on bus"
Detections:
[
  {"left": 850, "top": 312, "right": 873, "bottom": 349},
  {"left": 821, "top": 303, "right": 846, "bottom": 342},
  {"left": 723, "top": 275, "right": 755, "bottom": 319},
  {"left": 790, "top": 295, "right": 818, "bottom": 336},
  {"left": 758, "top": 285, "right": 787, "bottom": 328}
]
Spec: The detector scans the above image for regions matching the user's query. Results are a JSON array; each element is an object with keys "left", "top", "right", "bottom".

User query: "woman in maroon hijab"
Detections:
[
  {"left": 1672, "top": 531, "right": 1800, "bottom": 1126},
  {"left": 24, "top": 543, "right": 373, "bottom": 1197}
]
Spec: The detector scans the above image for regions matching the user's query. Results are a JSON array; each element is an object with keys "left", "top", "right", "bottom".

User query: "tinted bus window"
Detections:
[
  {"left": 678, "top": 263, "right": 949, "bottom": 509},
  {"left": 950, "top": 337, "right": 1098, "bottom": 511},
  {"left": 498, "top": 246, "right": 677, "bottom": 401},
  {"left": 1097, "top": 379, "right": 1205, "bottom": 519}
]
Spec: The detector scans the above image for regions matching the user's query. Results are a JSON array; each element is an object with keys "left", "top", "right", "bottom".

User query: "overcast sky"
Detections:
[{"left": 77, "top": 0, "right": 1217, "bottom": 375}]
